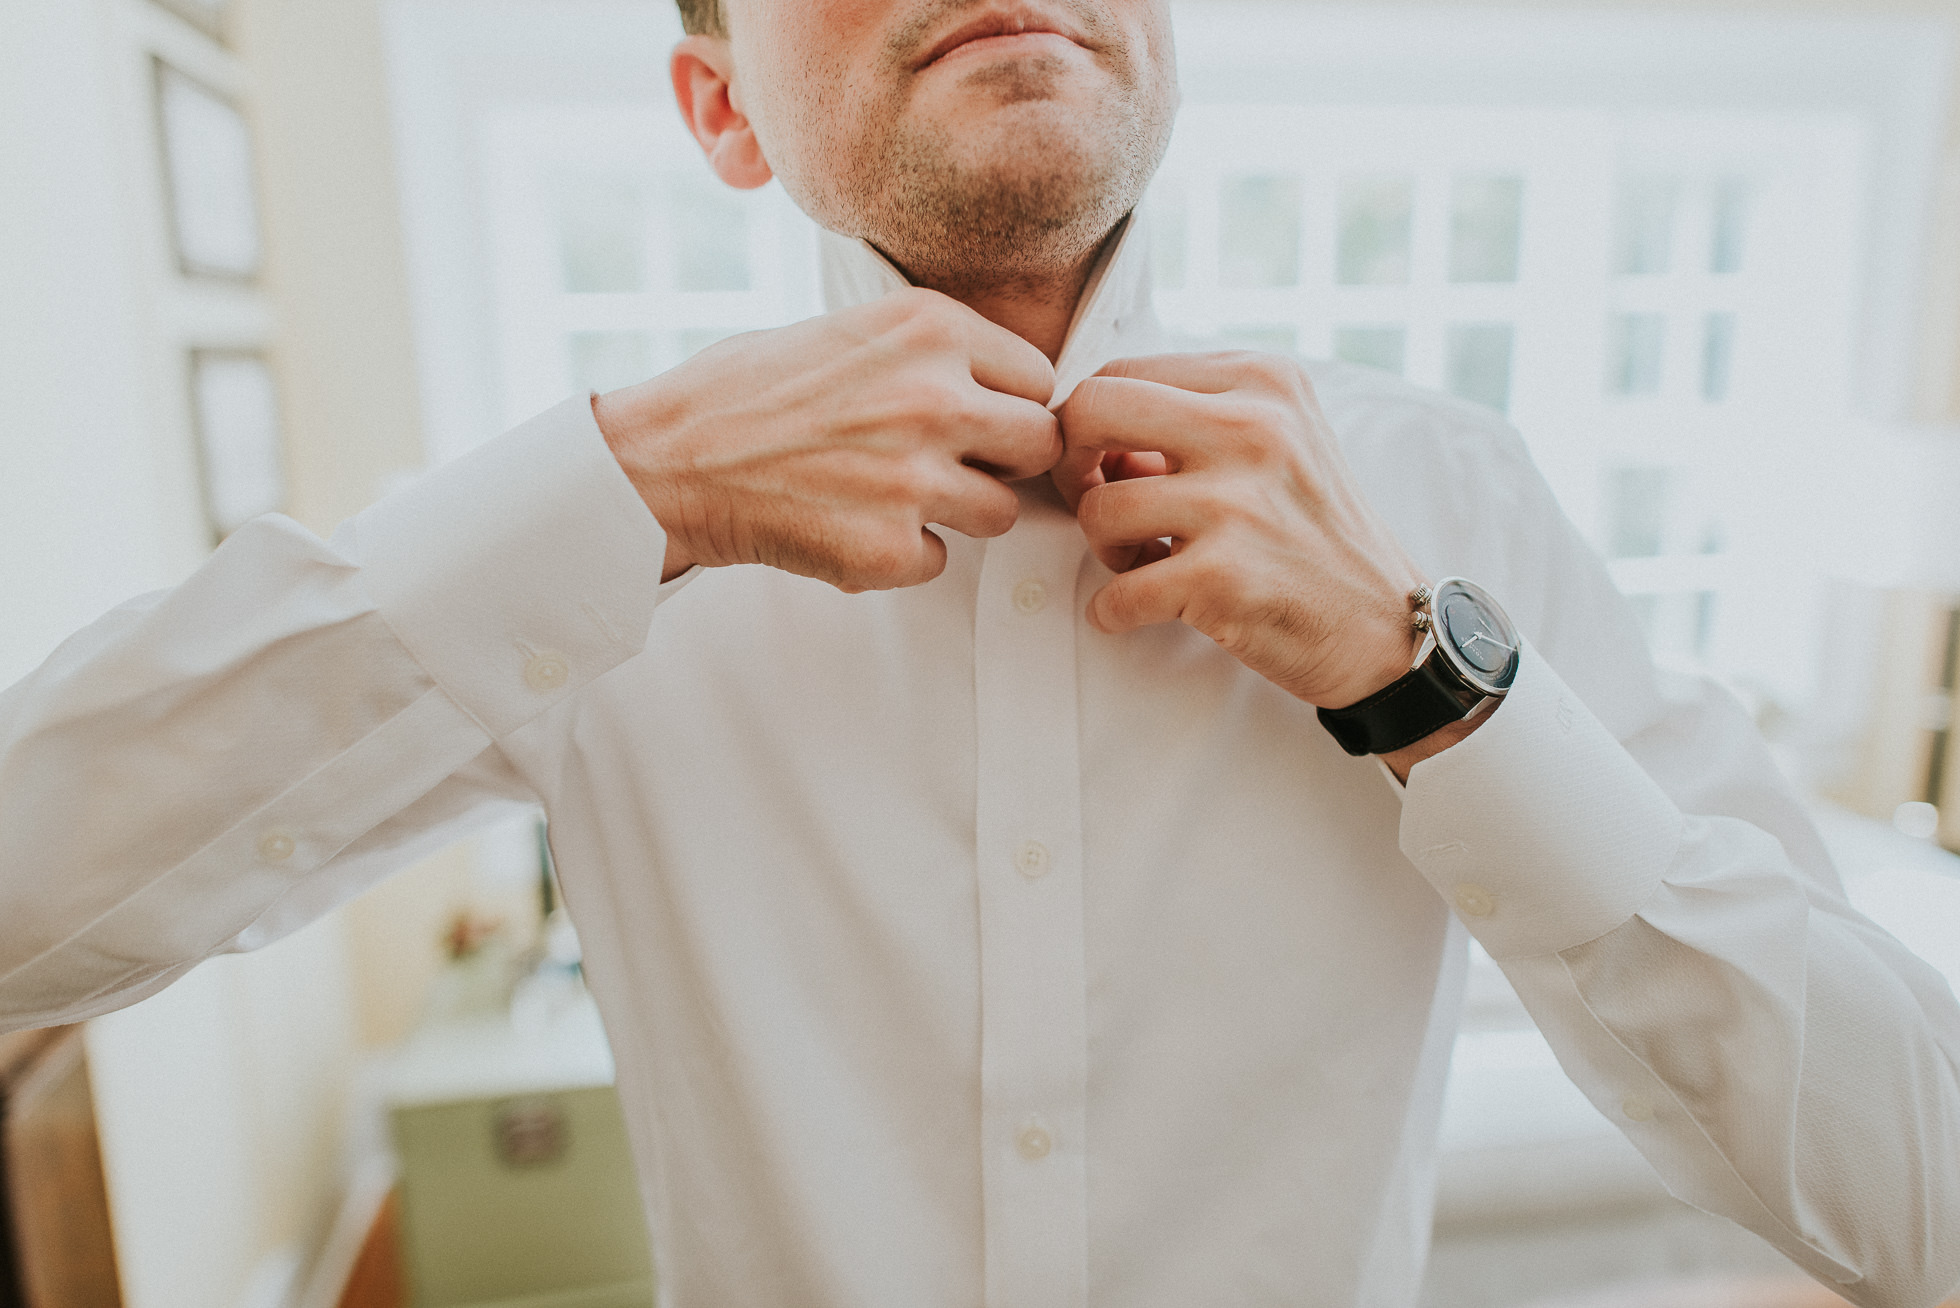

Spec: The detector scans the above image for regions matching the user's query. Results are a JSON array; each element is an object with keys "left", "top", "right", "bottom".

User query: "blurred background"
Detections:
[{"left": 2, "top": 1, "right": 1960, "bottom": 1306}]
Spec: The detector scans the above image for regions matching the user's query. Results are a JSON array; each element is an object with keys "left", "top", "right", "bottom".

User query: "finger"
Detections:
[
  {"left": 1107, "top": 451, "right": 1171, "bottom": 481},
  {"left": 1095, "top": 350, "right": 1313, "bottom": 397},
  {"left": 1085, "top": 551, "right": 1203, "bottom": 634},
  {"left": 837, "top": 525, "right": 948, "bottom": 594},
  {"left": 1077, "top": 475, "right": 1209, "bottom": 551},
  {"left": 1049, "top": 442, "right": 1107, "bottom": 512},
  {"left": 1059, "top": 375, "right": 1228, "bottom": 466},
  {"left": 940, "top": 296, "right": 1057, "bottom": 405},
  {"left": 1052, "top": 448, "right": 1170, "bottom": 513},
  {"left": 925, "top": 464, "right": 1021, "bottom": 540},
  {"left": 1087, "top": 533, "right": 1175, "bottom": 577},
  {"left": 957, "top": 387, "right": 1063, "bottom": 482}
]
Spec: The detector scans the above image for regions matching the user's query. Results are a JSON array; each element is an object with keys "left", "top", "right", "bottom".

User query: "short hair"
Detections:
[{"left": 677, "top": 0, "right": 724, "bottom": 35}]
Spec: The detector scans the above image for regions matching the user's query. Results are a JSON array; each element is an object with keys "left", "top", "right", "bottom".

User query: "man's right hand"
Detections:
[{"left": 592, "top": 288, "right": 1061, "bottom": 592}]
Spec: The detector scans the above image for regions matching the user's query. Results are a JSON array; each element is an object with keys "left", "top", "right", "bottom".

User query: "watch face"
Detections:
[{"left": 1434, "top": 578, "right": 1520, "bottom": 695}]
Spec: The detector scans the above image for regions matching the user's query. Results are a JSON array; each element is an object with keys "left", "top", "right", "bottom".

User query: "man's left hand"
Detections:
[{"left": 1054, "top": 353, "right": 1465, "bottom": 764}]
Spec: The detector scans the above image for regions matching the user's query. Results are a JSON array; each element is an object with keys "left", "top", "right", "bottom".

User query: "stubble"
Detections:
[{"left": 775, "top": 0, "right": 1176, "bottom": 301}]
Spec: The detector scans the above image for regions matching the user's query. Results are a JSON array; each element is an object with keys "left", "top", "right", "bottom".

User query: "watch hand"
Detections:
[{"left": 1464, "top": 631, "right": 1518, "bottom": 655}]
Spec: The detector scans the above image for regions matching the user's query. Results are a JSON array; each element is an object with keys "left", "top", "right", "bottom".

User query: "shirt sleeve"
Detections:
[
  {"left": 1397, "top": 469, "right": 1960, "bottom": 1307},
  {"left": 0, "top": 395, "right": 669, "bottom": 1032}
]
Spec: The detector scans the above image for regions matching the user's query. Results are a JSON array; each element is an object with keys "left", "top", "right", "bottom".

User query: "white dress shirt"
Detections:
[{"left": 4, "top": 217, "right": 1960, "bottom": 1308}]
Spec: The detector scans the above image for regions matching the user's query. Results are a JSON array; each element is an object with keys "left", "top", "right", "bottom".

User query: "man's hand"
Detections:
[
  {"left": 1054, "top": 351, "right": 1433, "bottom": 719},
  {"left": 594, "top": 288, "right": 1061, "bottom": 592}
]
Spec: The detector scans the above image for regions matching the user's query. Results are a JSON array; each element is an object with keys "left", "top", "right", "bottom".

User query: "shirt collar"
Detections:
[{"left": 817, "top": 212, "right": 1161, "bottom": 406}]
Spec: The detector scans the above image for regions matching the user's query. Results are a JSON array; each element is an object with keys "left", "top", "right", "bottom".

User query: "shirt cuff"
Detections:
[
  {"left": 352, "top": 395, "right": 668, "bottom": 739},
  {"left": 1398, "top": 640, "right": 1684, "bottom": 960}
]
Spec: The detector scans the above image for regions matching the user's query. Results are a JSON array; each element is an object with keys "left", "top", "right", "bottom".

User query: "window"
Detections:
[
  {"left": 397, "top": 1, "right": 1919, "bottom": 723},
  {"left": 1336, "top": 177, "right": 1413, "bottom": 286},
  {"left": 1144, "top": 100, "right": 1868, "bottom": 698},
  {"left": 1449, "top": 175, "right": 1523, "bottom": 284},
  {"left": 387, "top": 6, "right": 1947, "bottom": 1300},
  {"left": 478, "top": 105, "right": 822, "bottom": 431},
  {"left": 1218, "top": 175, "right": 1303, "bottom": 288}
]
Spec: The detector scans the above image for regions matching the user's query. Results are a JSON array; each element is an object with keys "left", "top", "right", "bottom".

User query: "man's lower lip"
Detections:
[{"left": 928, "top": 31, "right": 1080, "bottom": 67}]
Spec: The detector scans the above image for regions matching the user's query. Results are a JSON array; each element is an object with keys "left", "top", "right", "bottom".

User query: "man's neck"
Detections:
[
  {"left": 952, "top": 264, "right": 1099, "bottom": 364},
  {"left": 876, "top": 220, "right": 1125, "bottom": 364}
]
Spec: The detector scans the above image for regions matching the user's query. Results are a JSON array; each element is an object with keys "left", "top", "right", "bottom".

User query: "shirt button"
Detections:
[
  {"left": 1622, "top": 1094, "right": 1655, "bottom": 1123},
  {"left": 523, "top": 653, "right": 570, "bottom": 691},
  {"left": 1453, "top": 883, "right": 1495, "bottom": 918},
  {"left": 1011, "top": 579, "right": 1047, "bottom": 615},
  {"left": 257, "top": 831, "right": 296, "bottom": 864},
  {"left": 1016, "top": 1124, "right": 1052, "bottom": 1160},
  {"left": 1014, "top": 840, "right": 1051, "bottom": 878}
]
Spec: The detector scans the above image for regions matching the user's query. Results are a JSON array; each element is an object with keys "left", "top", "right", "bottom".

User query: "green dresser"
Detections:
[{"left": 384, "top": 1003, "right": 654, "bottom": 1308}]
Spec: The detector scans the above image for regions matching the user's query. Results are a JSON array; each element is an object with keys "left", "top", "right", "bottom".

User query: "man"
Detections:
[{"left": 2, "top": 1, "right": 1958, "bottom": 1304}]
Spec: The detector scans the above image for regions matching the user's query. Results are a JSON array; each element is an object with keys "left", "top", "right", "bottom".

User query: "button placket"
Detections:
[{"left": 972, "top": 499, "right": 1090, "bottom": 1308}]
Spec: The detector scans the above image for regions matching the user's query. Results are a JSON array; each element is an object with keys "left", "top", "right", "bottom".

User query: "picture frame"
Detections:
[
  {"left": 187, "top": 349, "right": 287, "bottom": 540},
  {"left": 153, "top": 57, "right": 262, "bottom": 282}
]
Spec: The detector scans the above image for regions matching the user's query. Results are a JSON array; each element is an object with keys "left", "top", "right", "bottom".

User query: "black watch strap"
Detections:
[{"left": 1316, "top": 654, "right": 1482, "bottom": 757}]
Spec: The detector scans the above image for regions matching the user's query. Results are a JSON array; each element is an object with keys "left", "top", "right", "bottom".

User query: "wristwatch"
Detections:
[{"left": 1317, "top": 577, "right": 1520, "bottom": 757}]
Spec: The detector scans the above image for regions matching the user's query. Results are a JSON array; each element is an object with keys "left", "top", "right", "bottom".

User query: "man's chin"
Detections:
[{"left": 925, "top": 96, "right": 1113, "bottom": 182}]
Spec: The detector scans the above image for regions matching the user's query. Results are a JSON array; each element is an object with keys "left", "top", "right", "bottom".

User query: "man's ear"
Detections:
[{"left": 671, "top": 36, "right": 773, "bottom": 190}]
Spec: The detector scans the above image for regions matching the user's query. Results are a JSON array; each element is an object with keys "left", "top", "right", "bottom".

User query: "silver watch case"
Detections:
[{"left": 1418, "top": 577, "right": 1521, "bottom": 700}]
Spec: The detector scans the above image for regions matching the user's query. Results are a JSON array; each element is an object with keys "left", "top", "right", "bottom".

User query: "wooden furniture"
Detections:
[
  {"left": 336, "top": 1189, "right": 405, "bottom": 1308},
  {"left": 379, "top": 1000, "right": 652, "bottom": 1308},
  {"left": 0, "top": 1026, "right": 122, "bottom": 1308}
]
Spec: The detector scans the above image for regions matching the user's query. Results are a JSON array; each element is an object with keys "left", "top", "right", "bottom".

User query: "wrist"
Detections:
[
  {"left": 1381, "top": 709, "right": 1485, "bottom": 783},
  {"left": 591, "top": 387, "right": 698, "bottom": 582},
  {"left": 1316, "top": 577, "right": 1519, "bottom": 765},
  {"left": 1322, "top": 610, "right": 1424, "bottom": 711}
]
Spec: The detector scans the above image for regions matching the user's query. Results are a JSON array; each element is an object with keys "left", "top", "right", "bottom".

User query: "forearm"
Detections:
[
  {"left": 1403, "top": 648, "right": 1960, "bottom": 1305},
  {"left": 1505, "top": 817, "right": 1960, "bottom": 1307},
  {"left": 0, "top": 397, "right": 666, "bottom": 1029},
  {"left": 0, "top": 517, "right": 476, "bottom": 1022}
]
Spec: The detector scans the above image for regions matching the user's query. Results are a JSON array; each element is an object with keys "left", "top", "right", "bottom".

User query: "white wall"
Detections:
[{"left": 0, "top": 3, "right": 364, "bottom": 1305}]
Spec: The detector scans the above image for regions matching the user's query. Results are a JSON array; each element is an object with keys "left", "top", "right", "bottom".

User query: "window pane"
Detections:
[
  {"left": 670, "top": 176, "right": 750, "bottom": 291},
  {"left": 1710, "top": 178, "right": 1750, "bottom": 275},
  {"left": 1605, "top": 466, "right": 1670, "bottom": 558},
  {"left": 568, "top": 330, "right": 656, "bottom": 394},
  {"left": 1218, "top": 325, "right": 1297, "bottom": 355},
  {"left": 1446, "top": 323, "right": 1514, "bottom": 413},
  {"left": 1219, "top": 175, "right": 1302, "bottom": 288},
  {"left": 1693, "top": 590, "right": 1719, "bottom": 660},
  {"left": 1614, "top": 175, "right": 1678, "bottom": 276},
  {"left": 1702, "top": 312, "right": 1737, "bottom": 402},
  {"left": 1337, "top": 176, "right": 1412, "bottom": 285},
  {"left": 1449, "top": 175, "right": 1523, "bottom": 283},
  {"left": 1606, "top": 312, "right": 1667, "bottom": 396},
  {"left": 559, "top": 179, "right": 645, "bottom": 293},
  {"left": 1149, "top": 183, "right": 1186, "bottom": 291},
  {"left": 1333, "top": 326, "right": 1407, "bottom": 376}
]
